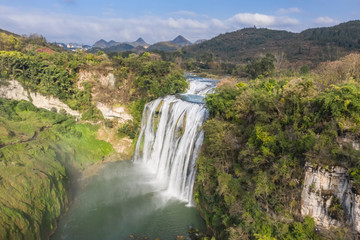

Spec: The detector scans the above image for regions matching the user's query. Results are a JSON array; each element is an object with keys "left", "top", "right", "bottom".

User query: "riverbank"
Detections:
[{"left": 0, "top": 98, "right": 114, "bottom": 239}]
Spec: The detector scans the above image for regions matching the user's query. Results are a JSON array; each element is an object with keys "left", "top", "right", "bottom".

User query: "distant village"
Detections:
[{"left": 55, "top": 42, "right": 92, "bottom": 51}]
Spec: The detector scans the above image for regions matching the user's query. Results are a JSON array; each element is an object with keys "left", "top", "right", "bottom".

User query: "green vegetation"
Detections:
[
  {"left": 0, "top": 30, "right": 188, "bottom": 239},
  {"left": 0, "top": 49, "right": 104, "bottom": 121},
  {"left": 182, "top": 21, "right": 360, "bottom": 75},
  {"left": 0, "top": 98, "right": 113, "bottom": 239},
  {"left": 301, "top": 20, "right": 360, "bottom": 49},
  {"left": 2, "top": 21, "right": 360, "bottom": 240},
  {"left": 118, "top": 120, "right": 137, "bottom": 139},
  {"left": 112, "top": 52, "right": 187, "bottom": 134},
  {"left": 0, "top": 30, "right": 187, "bottom": 137},
  {"left": 246, "top": 54, "right": 276, "bottom": 79},
  {"left": 113, "top": 52, "right": 187, "bottom": 101},
  {"left": 147, "top": 41, "right": 181, "bottom": 52},
  {"left": 195, "top": 54, "right": 360, "bottom": 239}
]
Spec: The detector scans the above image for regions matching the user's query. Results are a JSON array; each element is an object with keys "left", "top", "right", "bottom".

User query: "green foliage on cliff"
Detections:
[
  {"left": 112, "top": 52, "right": 188, "bottom": 132},
  {"left": 196, "top": 55, "right": 360, "bottom": 239},
  {"left": 0, "top": 98, "right": 113, "bottom": 239},
  {"left": 0, "top": 50, "right": 105, "bottom": 121},
  {"left": 113, "top": 52, "right": 187, "bottom": 101}
]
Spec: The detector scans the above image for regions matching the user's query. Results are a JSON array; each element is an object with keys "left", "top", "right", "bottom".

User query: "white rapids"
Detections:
[{"left": 133, "top": 77, "right": 217, "bottom": 205}]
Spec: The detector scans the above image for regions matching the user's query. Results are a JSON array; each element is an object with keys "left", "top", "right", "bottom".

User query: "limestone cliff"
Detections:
[
  {"left": 301, "top": 162, "right": 360, "bottom": 233},
  {"left": 0, "top": 80, "right": 81, "bottom": 118}
]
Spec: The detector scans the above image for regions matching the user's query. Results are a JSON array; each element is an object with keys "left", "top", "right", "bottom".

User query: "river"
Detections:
[{"left": 51, "top": 160, "right": 206, "bottom": 240}]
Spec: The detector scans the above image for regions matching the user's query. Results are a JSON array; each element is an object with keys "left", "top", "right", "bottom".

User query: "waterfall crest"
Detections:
[{"left": 133, "top": 77, "right": 216, "bottom": 204}]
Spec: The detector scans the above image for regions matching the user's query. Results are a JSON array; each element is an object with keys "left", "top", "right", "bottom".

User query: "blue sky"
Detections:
[{"left": 0, "top": 0, "right": 359, "bottom": 45}]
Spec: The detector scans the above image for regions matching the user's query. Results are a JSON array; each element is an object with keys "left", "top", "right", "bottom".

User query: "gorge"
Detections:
[
  {"left": 1, "top": 21, "right": 360, "bottom": 240},
  {"left": 51, "top": 76, "right": 217, "bottom": 239}
]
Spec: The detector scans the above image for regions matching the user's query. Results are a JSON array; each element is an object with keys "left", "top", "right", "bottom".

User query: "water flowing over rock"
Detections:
[
  {"left": 133, "top": 77, "right": 216, "bottom": 205},
  {"left": 301, "top": 162, "right": 360, "bottom": 233}
]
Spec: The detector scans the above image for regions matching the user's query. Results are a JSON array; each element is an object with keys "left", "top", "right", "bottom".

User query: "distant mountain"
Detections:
[
  {"left": 146, "top": 36, "right": 191, "bottom": 52},
  {"left": 93, "top": 39, "right": 108, "bottom": 48},
  {"left": 91, "top": 36, "right": 191, "bottom": 53},
  {"left": 183, "top": 20, "right": 360, "bottom": 66},
  {"left": 171, "top": 35, "right": 192, "bottom": 46},
  {"left": 147, "top": 41, "right": 181, "bottom": 52},
  {"left": 105, "top": 43, "right": 134, "bottom": 52},
  {"left": 92, "top": 38, "right": 149, "bottom": 50},
  {"left": 132, "top": 38, "right": 149, "bottom": 48},
  {"left": 132, "top": 45, "right": 147, "bottom": 54}
]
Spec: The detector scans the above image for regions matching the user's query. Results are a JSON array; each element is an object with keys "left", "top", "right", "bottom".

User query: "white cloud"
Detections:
[
  {"left": 314, "top": 16, "right": 338, "bottom": 25},
  {"left": 228, "top": 13, "right": 299, "bottom": 28},
  {"left": 277, "top": 7, "right": 301, "bottom": 14},
  {"left": 0, "top": 5, "right": 301, "bottom": 45}
]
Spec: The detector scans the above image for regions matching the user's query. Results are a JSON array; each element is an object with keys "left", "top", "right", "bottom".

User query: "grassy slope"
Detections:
[{"left": 0, "top": 99, "right": 113, "bottom": 239}]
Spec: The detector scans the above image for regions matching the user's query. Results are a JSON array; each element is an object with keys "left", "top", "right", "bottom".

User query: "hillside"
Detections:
[
  {"left": 147, "top": 41, "right": 181, "bottom": 52},
  {"left": 300, "top": 20, "right": 360, "bottom": 49},
  {"left": 0, "top": 29, "right": 188, "bottom": 239},
  {"left": 196, "top": 54, "right": 360, "bottom": 239},
  {"left": 0, "top": 99, "right": 114, "bottom": 239},
  {"left": 0, "top": 28, "right": 20, "bottom": 37},
  {"left": 0, "top": 29, "right": 63, "bottom": 53},
  {"left": 103, "top": 43, "right": 134, "bottom": 52},
  {"left": 183, "top": 20, "right": 360, "bottom": 67}
]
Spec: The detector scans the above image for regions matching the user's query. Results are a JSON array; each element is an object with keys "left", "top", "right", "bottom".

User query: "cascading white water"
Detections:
[{"left": 133, "top": 77, "right": 216, "bottom": 205}]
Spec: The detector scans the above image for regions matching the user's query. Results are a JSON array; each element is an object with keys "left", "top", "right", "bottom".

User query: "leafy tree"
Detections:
[{"left": 246, "top": 54, "right": 276, "bottom": 79}]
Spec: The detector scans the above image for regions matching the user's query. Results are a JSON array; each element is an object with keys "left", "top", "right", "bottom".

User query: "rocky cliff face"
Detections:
[
  {"left": 301, "top": 162, "right": 360, "bottom": 233},
  {"left": 95, "top": 102, "right": 132, "bottom": 121},
  {"left": 0, "top": 80, "right": 81, "bottom": 118}
]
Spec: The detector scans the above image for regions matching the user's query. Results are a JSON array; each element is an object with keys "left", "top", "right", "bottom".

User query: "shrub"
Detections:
[{"left": 118, "top": 120, "right": 137, "bottom": 139}]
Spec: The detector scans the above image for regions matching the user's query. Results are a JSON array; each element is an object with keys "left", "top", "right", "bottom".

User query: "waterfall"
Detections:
[{"left": 133, "top": 77, "right": 216, "bottom": 205}]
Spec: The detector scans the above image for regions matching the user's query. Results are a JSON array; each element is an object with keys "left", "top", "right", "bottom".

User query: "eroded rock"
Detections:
[
  {"left": 0, "top": 80, "right": 81, "bottom": 118},
  {"left": 95, "top": 102, "right": 132, "bottom": 122},
  {"left": 301, "top": 163, "right": 360, "bottom": 233}
]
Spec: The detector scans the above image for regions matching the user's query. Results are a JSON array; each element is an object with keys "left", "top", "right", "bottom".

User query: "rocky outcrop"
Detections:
[
  {"left": 338, "top": 136, "right": 360, "bottom": 151},
  {"left": 95, "top": 102, "right": 132, "bottom": 122},
  {"left": 77, "top": 71, "right": 115, "bottom": 90},
  {"left": 0, "top": 80, "right": 81, "bottom": 118},
  {"left": 301, "top": 163, "right": 360, "bottom": 233}
]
